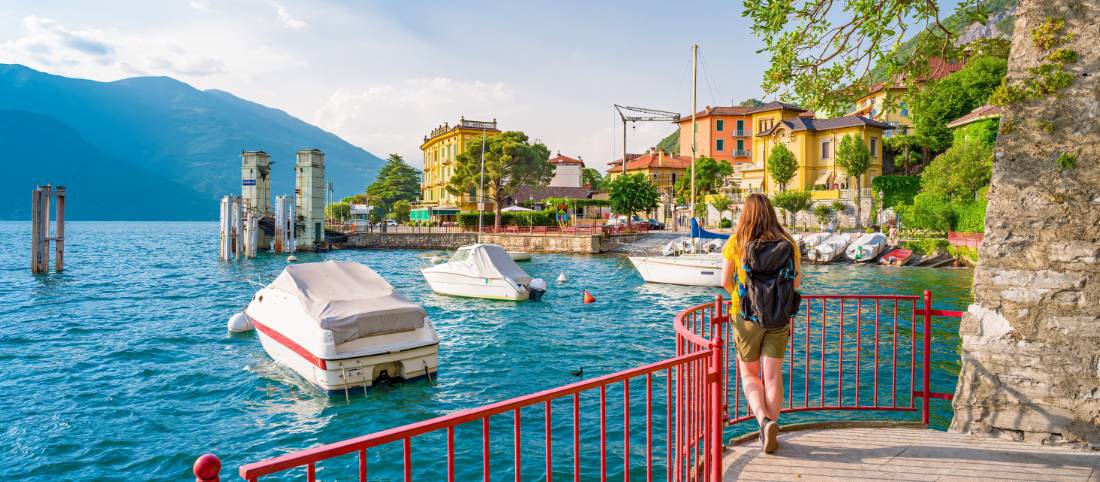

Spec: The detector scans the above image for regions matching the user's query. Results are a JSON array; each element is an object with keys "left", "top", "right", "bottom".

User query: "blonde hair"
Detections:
[{"left": 733, "top": 193, "right": 796, "bottom": 261}]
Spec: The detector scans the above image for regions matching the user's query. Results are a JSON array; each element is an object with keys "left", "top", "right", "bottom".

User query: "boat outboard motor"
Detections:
[{"left": 527, "top": 278, "right": 548, "bottom": 301}]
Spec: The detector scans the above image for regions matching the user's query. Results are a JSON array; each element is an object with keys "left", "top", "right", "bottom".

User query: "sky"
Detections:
[{"left": 0, "top": 0, "right": 959, "bottom": 174}]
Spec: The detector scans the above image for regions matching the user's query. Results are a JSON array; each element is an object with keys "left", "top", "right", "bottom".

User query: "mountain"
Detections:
[
  {"left": 0, "top": 110, "right": 211, "bottom": 220},
  {"left": 0, "top": 64, "right": 385, "bottom": 219}
]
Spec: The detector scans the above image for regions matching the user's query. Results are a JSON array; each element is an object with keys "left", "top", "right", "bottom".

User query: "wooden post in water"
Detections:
[
  {"left": 31, "top": 187, "right": 43, "bottom": 272},
  {"left": 54, "top": 186, "right": 65, "bottom": 272},
  {"left": 273, "top": 195, "right": 286, "bottom": 254},
  {"left": 232, "top": 195, "right": 242, "bottom": 259},
  {"left": 31, "top": 185, "right": 65, "bottom": 273}
]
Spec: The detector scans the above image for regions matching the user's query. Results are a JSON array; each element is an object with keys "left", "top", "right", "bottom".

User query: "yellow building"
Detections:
[
  {"left": 740, "top": 102, "right": 892, "bottom": 200},
  {"left": 849, "top": 83, "right": 913, "bottom": 136},
  {"left": 419, "top": 117, "right": 500, "bottom": 211}
]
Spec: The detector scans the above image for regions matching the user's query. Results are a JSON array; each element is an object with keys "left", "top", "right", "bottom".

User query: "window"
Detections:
[
  {"left": 716, "top": 139, "right": 725, "bottom": 151},
  {"left": 736, "top": 139, "right": 744, "bottom": 152},
  {"left": 900, "top": 102, "right": 909, "bottom": 117},
  {"left": 736, "top": 120, "right": 744, "bottom": 132},
  {"left": 870, "top": 138, "right": 878, "bottom": 157},
  {"left": 821, "top": 141, "right": 831, "bottom": 159},
  {"left": 671, "top": 173, "right": 677, "bottom": 184},
  {"left": 716, "top": 119, "right": 724, "bottom": 131}
]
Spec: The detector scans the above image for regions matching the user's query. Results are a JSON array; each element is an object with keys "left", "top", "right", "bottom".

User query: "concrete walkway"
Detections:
[{"left": 723, "top": 426, "right": 1100, "bottom": 481}]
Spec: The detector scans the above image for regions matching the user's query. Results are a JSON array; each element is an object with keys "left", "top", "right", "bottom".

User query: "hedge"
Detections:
[
  {"left": 457, "top": 210, "right": 558, "bottom": 228},
  {"left": 897, "top": 191, "right": 987, "bottom": 232},
  {"left": 871, "top": 175, "right": 921, "bottom": 209}
]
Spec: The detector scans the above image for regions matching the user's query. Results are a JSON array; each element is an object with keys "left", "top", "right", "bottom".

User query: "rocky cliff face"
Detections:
[{"left": 950, "top": 0, "right": 1100, "bottom": 447}]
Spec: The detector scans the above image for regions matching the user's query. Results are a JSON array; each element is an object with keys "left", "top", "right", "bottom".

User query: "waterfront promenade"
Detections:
[{"left": 722, "top": 425, "right": 1100, "bottom": 481}]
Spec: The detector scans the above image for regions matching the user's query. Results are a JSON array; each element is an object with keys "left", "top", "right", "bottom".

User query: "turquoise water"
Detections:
[{"left": 0, "top": 222, "right": 973, "bottom": 481}]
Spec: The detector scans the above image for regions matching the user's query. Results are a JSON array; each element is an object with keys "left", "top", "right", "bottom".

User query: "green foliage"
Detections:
[
  {"left": 902, "top": 237, "right": 950, "bottom": 256},
  {"left": 1030, "top": 17, "right": 1070, "bottom": 50},
  {"left": 738, "top": 98, "right": 766, "bottom": 108},
  {"left": 766, "top": 144, "right": 799, "bottom": 191},
  {"left": 1036, "top": 120, "right": 1055, "bottom": 134},
  {"left": 366, "top": 154, "right": 421, "bottom": 213},
  {"left": 609, "top": 173, "right": 659, "bottom": 217},
  {"left": 710, "top": 195, "right": 732, "bottom": 214},
  {"left": 770, "top": 190, "right": 813, "bottom": 226},
  {"left": 581, "top": 168, "right": 604, "bottom": 190},
  {"left": 540, "top": 197, "right": 611, "bottom": 209},
  {"left": 1056, "top": 152, "right": 1077, "bottom": 171},
  {"left": 836, "top": 134, "right": 871, "bottom": 226},
  {"left": 391, "top": 200, "right": 411, "bottom": 223},
  {"left": 342, "top": 193, "right": 369, "bottom": 205},
  {"left": 965, "top": 38, "right": 1012, "bottom": 60},
  {"left": 883, "top": 135, "right": 923, "bottom": 172},
  {"left": 921, "top": 137, "right": 992, "bottom": 200},
  {"left": 831, "top": 200, "right": 846, "bottom": 212},
  {"left": 897, "top": 189, "right": 987, "bottom": 232},
  {"left": 910, "top": 57, "right": 1008, "bottom": 152},
  {"left": 449, "top": 131, "right": 553, "bottom": 228},
  {"left": 720, "top": 218, "right": 733, "bottom": 228},
  {"left": 948, "top": 244, "right": 980, "bottom": 263},
  {"left": 368, "top": 207, "right": 384, "bottom": 224},
  {"left": 952, "top": 118, "right": 1000, "bottom": 146},
  {"left": 655, "top": 131, "right": 679, "bottom": 156},
  {"left": 456, "top": 210, "right": 556, "bottom": 228},
  {"left": 674, "top": 157, "right": 733, "bottom": 204},
  {"left": 812, "top": 204, "right": 833, "bottom": 225},
  {"left": 871, "top": 175, "right": 921, "bottom": 209},
  {"left": 325, "top": 201, "right": 351, "bottom": 221},
  {"left": 992, "top": 18, "right": 1078, "bottom": 107}
]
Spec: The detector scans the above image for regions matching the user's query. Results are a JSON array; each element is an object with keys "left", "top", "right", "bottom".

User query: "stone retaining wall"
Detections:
[
  {"left": 342, "top": 232, "right": 608, "bottom": 253},
  {"left": 478, "top": 233, "right": 606, "bottom": 254},
  {"left": 344, "top": 232, "right": 477, "bottom": 250}
]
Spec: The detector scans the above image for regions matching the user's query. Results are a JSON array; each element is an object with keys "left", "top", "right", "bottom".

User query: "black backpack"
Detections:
[{"left": 737, "top": 238, "right": 801, "bottom": 329}]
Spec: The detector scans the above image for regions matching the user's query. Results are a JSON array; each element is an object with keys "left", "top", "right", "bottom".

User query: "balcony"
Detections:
[
  {"left": 734, "top": 129, "right": 752, "bottom": 136},
  {"left": 732, "top": 149, "right": 751, "bottom": 157}
]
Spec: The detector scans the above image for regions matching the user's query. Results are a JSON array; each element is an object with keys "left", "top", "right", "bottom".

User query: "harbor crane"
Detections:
[{"left": 613, "top": 104, "right": 681, "bottom": 176}]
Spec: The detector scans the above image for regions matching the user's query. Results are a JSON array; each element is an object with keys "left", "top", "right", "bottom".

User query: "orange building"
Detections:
[{"left": 676, "top": 106, "right": 755, "bottom": 163}]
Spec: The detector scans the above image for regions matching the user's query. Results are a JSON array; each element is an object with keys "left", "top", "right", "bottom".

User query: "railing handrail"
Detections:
[{"left": 239, "top": 351, "right": 710, "bottom": 480}]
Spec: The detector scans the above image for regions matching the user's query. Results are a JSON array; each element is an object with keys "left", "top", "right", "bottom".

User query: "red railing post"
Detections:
[
  {"left": 707, "top": 295, "right": 725, "bottom": 482},
  {"left": 921, "top": 290, "right": 933, "bottom": 426},
  {"left": 193, "top": 454, "right": 221, "bottom": 482}
]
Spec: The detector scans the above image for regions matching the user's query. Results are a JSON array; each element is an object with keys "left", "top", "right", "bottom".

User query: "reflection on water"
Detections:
[{"left": 0, "top": 222, "right": 974, "bottom": 480}]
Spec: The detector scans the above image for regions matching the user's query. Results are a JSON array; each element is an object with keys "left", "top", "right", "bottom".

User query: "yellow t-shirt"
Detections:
[{"left": 721, "top": 235, "right": 801, "bottom": 316}]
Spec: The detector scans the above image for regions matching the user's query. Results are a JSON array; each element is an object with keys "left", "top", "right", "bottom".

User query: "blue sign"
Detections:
[{"left": 242, "top": 179, "right": 256, "bottom": 186}]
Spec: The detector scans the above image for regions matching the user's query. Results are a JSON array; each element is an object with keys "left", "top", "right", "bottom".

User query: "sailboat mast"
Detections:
[{"left": 690, "top": 43, "right": 698, "bottom": 221}]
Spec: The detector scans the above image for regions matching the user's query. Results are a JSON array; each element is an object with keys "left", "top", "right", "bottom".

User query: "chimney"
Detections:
[{"left": 659, "top": 149, "right": 664, "bottom": 166}]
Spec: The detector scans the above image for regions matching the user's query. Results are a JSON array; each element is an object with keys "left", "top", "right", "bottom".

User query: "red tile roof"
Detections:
[
  {"left": 746, "top": 101, "right": 808, "bottom": 114},
  {"left": 928, "top": 57, "right": 966, "bottom": 80},
  {"left": 677, "top": 105, "right": 754, "bottom": 122},
  {"left": 606, "top": 153, "right": 642, "bottom": 167},
  {"left": 946, "top": 105, "right": 1002, "bottom": 129},
  {"left": 620, "top": 149, "right": 692, "bottom": 171},
  {"left": 549, "top": 153, "right": 585, "bottom": 166}
]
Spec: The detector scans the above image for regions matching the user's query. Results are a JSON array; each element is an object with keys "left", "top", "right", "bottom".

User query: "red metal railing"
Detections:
[
  {"left": 209, "top": 291, "right": 961, "bottom": 482},
  {"left": 947, "top": 231, "right": 983, "bottom": 249}
]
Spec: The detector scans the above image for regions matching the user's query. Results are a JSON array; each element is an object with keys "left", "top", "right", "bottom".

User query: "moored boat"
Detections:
[
  {"left": 846, "top": 233, "right": 888, "bottom": 262},
  {"left": 879, "top": 248, "right": 913, "bottom": 266},
  {"left": 628, "top": 253, "right": 724, "bottom": 287},
  {"left": 808, "top": 234, "right": 850, "bottom": 264},
  {"left": 245, "top": 261, "right": 439, "bottom": 393},
  {"left": 799, "top": 232, "right": 831, "bottom": 255},
  {"left": 507, "top": 251, "right": 532, "bottom": 262},
  {"left": 422, "top": 244, "right": 546, "bottom": 301}
]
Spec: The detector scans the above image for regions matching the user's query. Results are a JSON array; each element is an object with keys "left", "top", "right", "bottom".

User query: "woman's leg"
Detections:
[
  {"left": 737, "top": 357, "right": 767, "bottom": 424},
  {"left": 761, "top": 356, "right": 785, "bottom": 421}
]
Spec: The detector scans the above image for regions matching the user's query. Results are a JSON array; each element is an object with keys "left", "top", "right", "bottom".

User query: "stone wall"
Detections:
[
  {"left": 344, "top": 232, "right": 477, "bottom": 250},
  {"left": 788, "top": 198, "right": 873, "bottom": 230},
  {"left": 478, "top": 233, "right": 605, "bottom": 254},
  {"left": 951, "top": 0, "right": 1100, "bottom": 448}
]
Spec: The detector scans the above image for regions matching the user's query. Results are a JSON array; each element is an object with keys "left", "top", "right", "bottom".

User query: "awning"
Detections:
[
  {"left": 410, "top": 208, "right": 430, "bottom": 221},
  {"left": 501, "top": 205, "right": 534, "bottom": 212},
  {"left": 432, "top": 207, "right": 459, "bottom": 216},
  {"left": 813, "top": 171, "right": 832, "bottom": 185},
  {"left": 742, "top": 178, "right": 763, "bottom": 189}
]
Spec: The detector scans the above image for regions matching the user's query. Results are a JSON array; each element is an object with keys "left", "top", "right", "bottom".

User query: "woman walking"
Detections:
[{"left": 720, "top": 193, "right": 802, "bottom": 453}]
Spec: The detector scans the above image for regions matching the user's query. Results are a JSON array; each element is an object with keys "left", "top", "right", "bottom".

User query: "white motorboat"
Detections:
[
  {"left": 808, "top": 234, "right": 850, "bottom": 264},
  {"left": 799, "top": 233, "right": 831, "bottom": 254},
  {"left": 507, "top": 251, "right": 532, "bottom": 262},
  {"left": 628, "top": 253, "right": 724, "bottom": 287},
  {"left": 846, "top": 233, "right": 888, "bottom": 262},
  {"left": 422, "top": 244, "right": 547, "bottom": 301},
  {"left": 245, "top": 261, "right": 438, "bottom": 393}
]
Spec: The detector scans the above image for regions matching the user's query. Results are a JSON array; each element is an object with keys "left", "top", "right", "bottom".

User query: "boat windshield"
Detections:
[{"left": 450, "top": 248, "right": 472, "bottom": 264}]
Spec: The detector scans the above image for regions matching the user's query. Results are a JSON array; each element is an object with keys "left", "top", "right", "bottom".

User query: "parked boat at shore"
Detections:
[
  {"left": 628, "top": 253, "right": 724, "bottom": 287},
  {"left": 808, "top": 234, "right": 850, "bottom": 263},
  {"left": 880, "top": 248, "right": 913, "bottom": 266},
  {"left": 422, "top": 244, "right": 547, "bottom": 301},
  {"left": 846, "top": 233, "right": 888, "bottom": 262},
  {"left": 245, "top": 261, "right": 439, "bottom": 393},
  {"left": 798, "top": 232, "right": 831, "bottom": 255},
  {"left": 507, "top": 251, "right": 532, "bottom": 262}
]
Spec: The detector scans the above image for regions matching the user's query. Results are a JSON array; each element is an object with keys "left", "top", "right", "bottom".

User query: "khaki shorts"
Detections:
[{"left": 732, "top": 314, "right": 790, "bottom": 362}]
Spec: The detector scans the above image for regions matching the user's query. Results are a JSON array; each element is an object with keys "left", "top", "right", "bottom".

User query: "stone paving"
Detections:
[{"left": 723, "top": 426, "right": 1100, "bottom": 481}]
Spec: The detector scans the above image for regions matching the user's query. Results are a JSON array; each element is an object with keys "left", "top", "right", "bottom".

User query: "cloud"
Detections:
[
  {"left": 189, "top": 0, "right": 210, "bottom": 10},
  {"left": 0, "top": 16, "right": 226, "bottom": 78},
  {"left": 272, "top": 2, "right": 306, "bottom": 30},
  {"left": 314, "top": 78, "right": 515, "bottom": 168}
]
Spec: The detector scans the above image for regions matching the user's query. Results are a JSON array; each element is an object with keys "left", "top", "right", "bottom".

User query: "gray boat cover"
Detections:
[
  {"left": 269, "top": 261, "right": 426, "bottom": 344},
  {"left": 425, "top": 244, "right": 532, "bottom": 285}
]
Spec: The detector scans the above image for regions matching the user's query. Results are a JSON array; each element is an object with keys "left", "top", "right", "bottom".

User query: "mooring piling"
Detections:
[{"left": 31, "top": 185, "right": 65, "bottom": 273}]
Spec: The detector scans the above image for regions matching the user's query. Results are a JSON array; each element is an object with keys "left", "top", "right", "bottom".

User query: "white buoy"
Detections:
[
  {"left": 227, "top": 312, "right": 253, "bottom": 332},
  {"left": 430, "top": 255, "right": 446, "bottom": 264},
  {"left": 556, "top": 271, "right": 568, "bottom": 283},
  {"left": 287, "top": 255, "right": 298, "bottom": 262}
]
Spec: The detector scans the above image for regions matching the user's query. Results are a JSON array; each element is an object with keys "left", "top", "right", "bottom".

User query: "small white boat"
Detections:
[
  {"left": 245, "top": 261, "right": 438, "bottom": 393},
  {"left": 628, "top": 253, "right": 724, "bottom": 287},
  {"left": 846, "top": 233, "right": 888, "bottom": 262},
  {"left": 799, "top": 233, "right": 831, "bottom": 254},
  {"left": 422, "top": 244, "right": 546, "bottom": 301},
  {"left": 507, "top": 251, "right": 532, "bottom": 262},
  {"left": 808, "top": 234, "right": 850, "bottom": 264}
]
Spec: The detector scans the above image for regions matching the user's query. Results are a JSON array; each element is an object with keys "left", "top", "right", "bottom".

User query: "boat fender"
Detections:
[
  {"left": 528, "top": 278, "right": 548, "bottom": 301},
  {"left": 556, "top": 272, "right": 568, "bottom": 283},
  {"left": 227, "top": 312, "right": 253, "bottom": 332},
  {"left": 287, "top": 255, "right": 298, "bottom": 262},
  {"left": 583, "top": 290, "right": 596, "bottom": 304}
]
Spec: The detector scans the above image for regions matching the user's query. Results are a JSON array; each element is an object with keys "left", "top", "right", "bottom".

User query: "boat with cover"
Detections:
[
  {"left": 422, "top": 244, "right": 547, "bottom": 301},
  {"left": 629, "top": 219, "right": 727, "bottom": 287},
  {"left": 846, "top": 233, "right": 888, "bottom": 262},
  {"left": 245, "top": 261, "right": 438, "bottom": 393},
  {"left": 808, "top": 234, "right": 850, "bottom": 264},
  {"left": 798, "top": 232, "right": 831, "bottom": 255}
]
